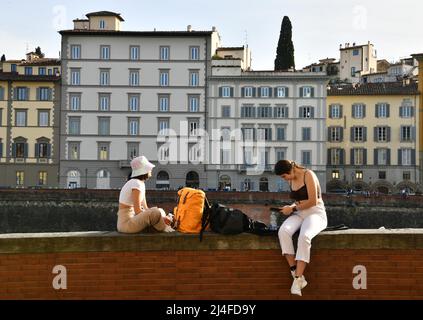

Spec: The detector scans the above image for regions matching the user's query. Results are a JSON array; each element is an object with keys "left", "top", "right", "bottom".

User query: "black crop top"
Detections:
[{"left": 289, "top": 170, "right": 321, "bottom": 202}]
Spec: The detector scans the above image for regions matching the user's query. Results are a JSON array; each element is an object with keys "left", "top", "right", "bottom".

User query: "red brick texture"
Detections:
[{"left": 1, "top": 249, "right": 422, "bottom": 300}]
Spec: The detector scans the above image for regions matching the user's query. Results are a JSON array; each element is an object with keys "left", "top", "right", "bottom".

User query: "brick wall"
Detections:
[{"left": 0, "top": 231, "right": 422, "bottom": 300}]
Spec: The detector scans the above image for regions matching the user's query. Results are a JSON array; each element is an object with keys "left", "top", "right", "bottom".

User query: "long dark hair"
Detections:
[
  {"left": 274, "top": 160, "right": 306, "bottom": 175},
  {"left": 128, "top": 172, "right": 150, "bottom": 181}
]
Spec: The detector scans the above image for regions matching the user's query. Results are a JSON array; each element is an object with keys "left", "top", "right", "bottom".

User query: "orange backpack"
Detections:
[{"left": 173, "top": 187, "right": 210, "bottom": 234}]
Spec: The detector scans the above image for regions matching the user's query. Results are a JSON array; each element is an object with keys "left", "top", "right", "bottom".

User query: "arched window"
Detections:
[
  {"left": 186, "top": 171, "right": 199, "bottom": 188},
  {"left": 259, "top": 177, "right": 269, "bottom": 192},
  {"left": 96, "top": 169, "right": 110, "bottom": 189},
  {"left": 67, "top": 170, "right": 81, "bottom": 189},
  {"left": 156, "top": 171, "right": 170, "bottom": 189}
]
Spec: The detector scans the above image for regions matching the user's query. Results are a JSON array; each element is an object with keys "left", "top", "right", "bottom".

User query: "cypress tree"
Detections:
[
  {"left": 1, "top": 54, "right": 5, "bottom": 62},
  {"left": 274, "top": 16, "right": 295, "bottom": 71}
]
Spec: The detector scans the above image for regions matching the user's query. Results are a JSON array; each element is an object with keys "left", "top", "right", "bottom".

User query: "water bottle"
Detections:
[{"left": 269, "top": 211, "right": 278, "bottom": 230}]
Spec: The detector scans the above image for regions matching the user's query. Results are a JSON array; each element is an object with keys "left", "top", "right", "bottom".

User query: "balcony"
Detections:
[
  {"left": 238, "top": 164, "right": 273, "bottom": 173},
  {"left": 119, "top": 160, "right": 130, "bottom": 168}
]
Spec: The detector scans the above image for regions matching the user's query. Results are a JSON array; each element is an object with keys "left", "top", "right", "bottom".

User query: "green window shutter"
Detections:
[
  {"left": 398, "top": 149, "right": 402, "bottom": 165},
  {"left": 299, "top": 87, "right": 304, "bottom": 98},
  {"left": 218, "top": 87, "right": 222, "bottom": 97},
  {"left": 374, "top": 149, "right": 378, "bottom": 165},
  {"left": 47, "top": 144, "right": 52, "bottom": 158},
  {"left": 24, "top": 143, "right": 28, "bottom": 158},
  {"left": 327, "top": 149, "right": 332, "bottom": 165},
  {"left": 35, "top": 144, "right": 39, "bottom": 158},
  {"left": 311, "top": 87, "right": 315, "bottom": 97},
  {"left": 230, "top": 87, "right": 234, "bottom": 97},
  {"left": 387, "top": 149, "right": 391, "bottom": 165}
]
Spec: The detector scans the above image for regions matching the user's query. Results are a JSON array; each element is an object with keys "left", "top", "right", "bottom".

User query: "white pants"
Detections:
[{"left": 278, "top": 202, "right": 327, "bottom": 263}]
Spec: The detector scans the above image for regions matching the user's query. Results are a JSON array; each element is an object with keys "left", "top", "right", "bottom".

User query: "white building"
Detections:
[
  {"left": 339, "top": 42, "right": 377, "bottom": 83},
  {"left": 59, "top": 11, "right": 221, "bottom": 189},
  {"left": 207, "top": 56, "right": 329, "bottom": 192}
]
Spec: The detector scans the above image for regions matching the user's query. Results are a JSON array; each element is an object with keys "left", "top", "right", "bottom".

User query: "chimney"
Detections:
[
  {"left": 212, "top": 26, "right": 217, "bottom": 32},
  {"left": 187, "top": 25, "right": 192, "bottom": 32}
]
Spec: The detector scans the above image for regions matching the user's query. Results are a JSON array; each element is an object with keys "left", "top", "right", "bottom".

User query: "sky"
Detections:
[{"left": 1, "top": 0, "right": 423, "bottom": 70}]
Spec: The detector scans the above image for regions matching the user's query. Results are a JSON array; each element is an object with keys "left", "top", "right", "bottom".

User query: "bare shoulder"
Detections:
[{"left": 305, "top": 170, "right": 318, "bottom": 183}]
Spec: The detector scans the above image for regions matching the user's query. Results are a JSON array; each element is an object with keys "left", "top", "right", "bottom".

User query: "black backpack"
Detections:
[{"left": 200, "top": 203, "right": 250, "bottom": 240}]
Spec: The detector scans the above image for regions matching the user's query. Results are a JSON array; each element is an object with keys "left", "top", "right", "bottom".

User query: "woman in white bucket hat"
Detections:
[{"left": 117, "top": 155, "right": 174, "bottom": 233}]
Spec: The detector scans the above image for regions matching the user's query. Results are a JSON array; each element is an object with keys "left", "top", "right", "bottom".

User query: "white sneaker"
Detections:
[{"left": 290, "top": 276, "right": 308, "bottom": 296}]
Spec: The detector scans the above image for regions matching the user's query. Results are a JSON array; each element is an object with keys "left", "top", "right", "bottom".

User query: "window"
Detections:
[
  {"left": 15, "top": 87, "right": 29, "bottom": 101},
  {"left": 36, "top": 143, "right": 49, "bottom": 158},
  {"left": 159, "top": 95, "right": 169, "bottom": 112},
  {"left": 189, "top": 120, "right": 199, "bottom": 136},
  {"left": 329, "top": 127, "right": 343, "bottom": 142},
  {"left": 274, "top": 105, "right": 289, "bottom": 118},
  {"left": 257, "top": 128, "right": 272, "bottom": 141},
  {"left": 98, "top": 144, "right": 109, "bottom": 160},
  {"left": 352, "top": 104, "right": 365, "bottom": 118},
  {"left": 15, "top": 110, "right": 27, "bottom": 127},
  {"left": 99, "top": 20, "right": 106, "bottom": 29},
  {"left": 299, "top": 106, "right": 314, "bottom": 118},
  {"left": 332, "top": 170, "right": 340, "bottom": 179},
  {"left": 301, "top": 86, "right": 313, "bottom": 98},
  {"left": 400, "top": 102, "right": 413, "bottom": 118},
  {"left": 376, "top": 149, "right": 389, "bottom": 165},
  {"left": 69, "top": 142, "right": 80, "bottom": 160},
  {"left": 160, "top": 46, "right": 170, "bottom": 60},
  {"left": 221, "top": 86, "right": 232, "bottom": 97},
  {"left": 241, "top": 105, "right": 256, "bottom": 118},
  {"left": 276, "top": 149, "right": 286, "bottom": 161},
  {"left": 401, "top": 126, "right": 413, "bottom": 141},
  {"left": 189, "top": 95, "right": 199, "bottom": 112},
  {"left": 242, "top": 128, "right": 255, "bottom": 141},
  {"left": 244, "top": 87, "right": 254, "bottom": 97},
  {"left": 71, "top": 69, "right": 80, "bottom": 85},
  {"left": 158, "top": 145, "right": 169, "bottom": 162},
  {"left": 99, "top": 94, "right": 110, "bottom": 111},
  {"left": 48, "top": 69, "right": 53, "bottom": 75},
  {"left": 71, "top": 45, "right": 81, "bottom": 59},
  {"left": 243, "top": 148, "right": 254, "bottom": 165},
  {"left": 16, "top": 171, "right": 24, "bottom": 186},
  {"left": 355, "top": 171, "right": 363, "bottom": 180},
  {"left": 128, "top": 118, "right": 139, "bottom": 136},
  {"left": 353, "top": 49, "right": 359, "bottom": 56},
  {"left": 25, "top": 67, "right": 33, "bottom": 75},
  {"left": 330, "top": 104, "right": 342, "bottom": 118},
  {"left": 221, "top": 106, "right": 231, "bottom": 117},
  {"left": 159, "top": 69, "right": 169, "bottom": 86},
  {"left": 260, "top": 87, "right": 270, "bottom": 97},
  {"left": 329, "top": 149, "right": 343, "bottom": 166},
  {"left": 189, "top": 145, "right": 201, "bottom": 162},
  {"left": 302, "top": 127, "right": 311, "bottom": 141},
  {"left": 403, "top": 172, "right": 411, "bottom": 181},
  {"left": 379, "top": 171, "right": 386, "bottom": 180},
  {"left": 302, "top": 151, "right": 312, "bottom": 165},
  {"left": 39, "top": 67, "right": 46, "bottom": 75},
  {"left": 158, "top": 119, "right": 170, "bottom": 135},
  {"left": 129, "top": 70, "right": 140, "bottom": 86},
  {"left": 400, "top": 149, "right": 412, "bottom": 165},
  {"left": 128, "top": 94, "right": 140, "bottom": 112},
  {"left": 11, "top": 64, "right": 17, "bottom": 72},
  {"left": 351, "top": 67, "right": 356, "bottom": 77},
  {"left": 0, "top": 87, "right": 4, "bottom": 100},
  {"left": 130, "top": 46, "right": 140, "bottom": 60},
  {"left": 98, "top": 117, "right": 110, "bottom": 135},
  {"left": 222, "top": 149, "right": 231, "bottom": 165},
  {"left": 38, "top": 171, "right": 48, "bottom": 186},
  {"left": 376, "top": 103, "right": 389, "bottom": 118},
  {"left": 276, "top": 87, "right": 287, "bottom": 98},
  {"left": 376, "top": 127, "right": 389, "bottom": 142},
  {"left": 276, "top": 127, "right": 286, "bottom": 141},
  {"left": 352, "top": 127, "right": 366, "bottom": 142},
  {"left": 189, "top": 70, "right": 199, "bottom": 86},
  {"left": 100, "top": 70, "right": 110, "bottom": 86},
  {"left": 70, "top": 94, "right": 81, "bottom": 111},
  {"left": 353, "top": 148, "right": 365, "bottom": 165},
  {"left": 127, "top": 143, "right": 139, "bottom": 160},
  {"left": 38, "top": 87, "right": 51, "bottom": 101},
  {"left": 14, "top": 142, "right": 26, "bottom": 158},
  {"left": 53, "top": 68, "right": 59, "bottom": 75},
  {"left": 190, "top": 46, "right": 200, "bottom": 60},
  {"left": 69, "top": 117, "right": 80, "bottom": 135},
  {"left": 38, "top": 110, "right": 49, "bottom": 127},
  {"left": 257, "top": 105, "right": 272, "bottom": 118}
]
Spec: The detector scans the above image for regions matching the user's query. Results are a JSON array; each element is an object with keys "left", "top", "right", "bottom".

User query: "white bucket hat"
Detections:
[{"left": 130, "top": 156, "right": 155, "bottom": 177}]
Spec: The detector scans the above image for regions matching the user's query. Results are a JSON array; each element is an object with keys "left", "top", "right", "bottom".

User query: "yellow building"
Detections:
[
  {"left": 0, "top": 51, "right": 60, "bottom": 188},
  {"left": 327, "top": 81, "right": 420, "bottom": 194}
]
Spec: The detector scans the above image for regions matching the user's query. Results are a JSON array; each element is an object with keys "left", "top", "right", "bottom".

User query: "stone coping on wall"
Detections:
[{"left": 1, "top": 229, "right": 422, "bottom": 254}]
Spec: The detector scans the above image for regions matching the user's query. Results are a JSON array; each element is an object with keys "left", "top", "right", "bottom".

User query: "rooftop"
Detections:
[
  {"left": 85, "top": 11, "right": 125, "bottom": 21},
  {"left": 0, "top": 72, "right": 60, "bottom": 81},
  {"left": 59, "top": 29, "right": 213, "bottom": 36},
  {"left": 328, "top": 81, "right": 418, "bottom": 96}
]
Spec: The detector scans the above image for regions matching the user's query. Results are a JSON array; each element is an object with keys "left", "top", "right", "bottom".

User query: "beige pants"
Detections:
[{"left": 117, "top": 207, "right": 167, "bottom": 233}]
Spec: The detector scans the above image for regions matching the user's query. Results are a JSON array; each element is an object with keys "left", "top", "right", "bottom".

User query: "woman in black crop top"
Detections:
[{"left": 274, "top": 160, "right": 327, "bottom": 297}]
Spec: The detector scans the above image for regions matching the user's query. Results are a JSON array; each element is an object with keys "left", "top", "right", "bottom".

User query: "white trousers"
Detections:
[{"left": 278, "top": 202, "right": 327, "bottom": 263}]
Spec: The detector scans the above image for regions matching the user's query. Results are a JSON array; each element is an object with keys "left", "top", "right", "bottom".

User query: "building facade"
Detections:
[
  {"left": 207, "top": 58, "right": 328, "bottom": 192},
  {"left": 0, "top": 53, "right": 61, "bottom": 187},
  {"left": 59, "top": 11, "right": 221, "bottom": 190},
  {"left": 339, "top": 42, "right": 378, "bottom": 83},
  {"left": 327, "top": 81, "right": 420, "bottom": 193}
]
